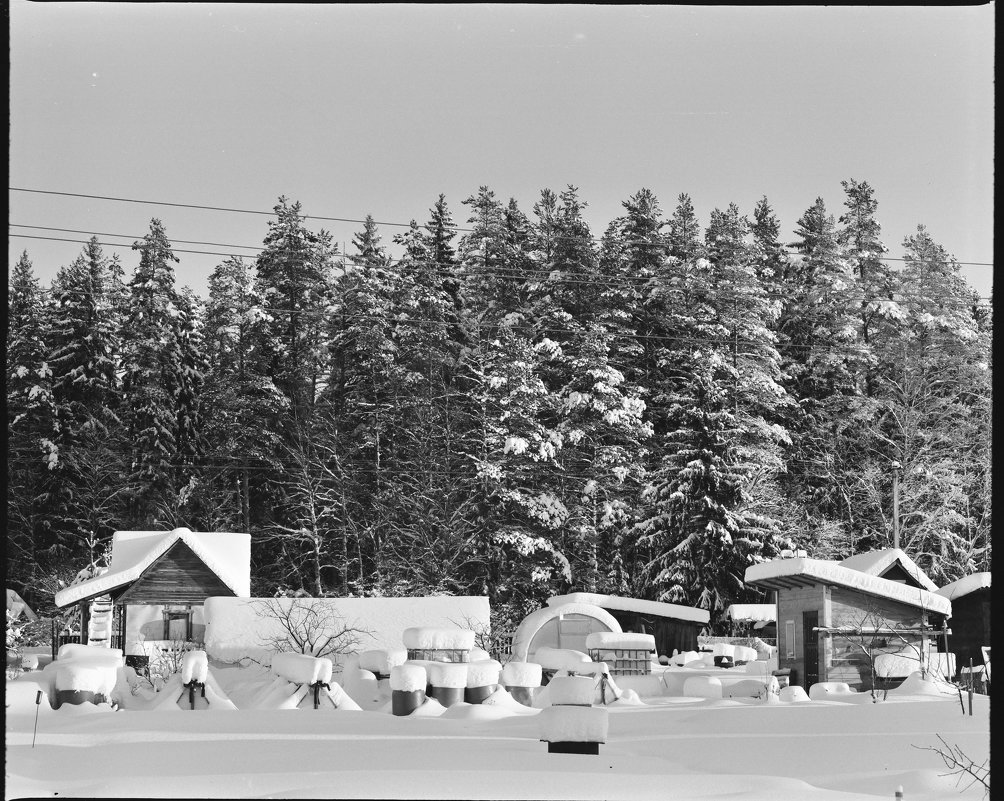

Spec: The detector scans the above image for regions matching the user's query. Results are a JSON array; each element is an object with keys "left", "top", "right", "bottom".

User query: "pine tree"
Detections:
[{"left": 667, "top": 193, "right": 704, "bottom": 262}]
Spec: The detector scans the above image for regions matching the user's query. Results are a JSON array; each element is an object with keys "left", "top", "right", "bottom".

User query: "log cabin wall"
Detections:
[{"left": 775, "top": 584, "right": 825, "bottom": 688}]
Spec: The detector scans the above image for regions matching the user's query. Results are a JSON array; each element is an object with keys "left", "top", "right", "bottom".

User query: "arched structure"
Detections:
[{"left": 510, "top": 603, "right": 621, "bottom": 663}]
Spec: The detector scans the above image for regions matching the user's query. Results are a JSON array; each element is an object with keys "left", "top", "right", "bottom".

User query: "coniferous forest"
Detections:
[{"left": 7, "top": 181, "right": 992, "bottom": 633}]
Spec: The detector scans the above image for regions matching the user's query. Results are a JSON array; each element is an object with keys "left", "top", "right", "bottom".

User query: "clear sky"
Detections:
[{"left": 9, "top": 3, "right": 995, "bottom": 300}]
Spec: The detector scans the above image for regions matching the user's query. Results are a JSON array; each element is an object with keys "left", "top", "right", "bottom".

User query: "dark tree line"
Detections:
[{"left": 7, "top": 182, "right": 991, "bottom": 632}]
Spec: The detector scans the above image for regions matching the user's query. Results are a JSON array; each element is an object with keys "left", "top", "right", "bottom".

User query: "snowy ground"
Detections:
[{"left": 5, "top": 664, "right": 990, "bottom": 801}]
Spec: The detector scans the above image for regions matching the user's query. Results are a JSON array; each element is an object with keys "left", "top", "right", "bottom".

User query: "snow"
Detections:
[
  {"left": 402, "top": 627, "right": 476, "bottom": 651},
  {"left": 683, "top": 676, "right": 723, "bottom": 699},
  {"left": 712, "top": 643, "right": 736, "bottom": 658},
  {"left": 936, "top": 571, "right": 991, "bottom": 599},
  {"left": 5, "top": 665, "right": 991, "bottom": 800},
  {"left": 54, "top": 528, "right": 251, "bottom": 608},
  {"left": 538, "top": 705, "right": 609, "bottom": 742},
  {"left": 584, "top": 632, "right": 655, "bottom": 651},
  {"left": 510, "top": 603, "right": 622, "bottom": 662},
  {"left": 465, "top": 660, "right": 502, "bottom": 687},
  {"left": 838, "top": 548, "right": 938, "bottom": 591},
  {"left": 358, "top": 648, "right": 408, "bottom": 674},
  {"left": 390, "top": 664, "right": 427, "bottom": 693},
  {"left": 204, "top": 596, "right": 489, "bottom": 665},
  {"left": 546, "top": 592, "right": 710, "bottom": 624},
  {"left": 725, "top": 603, "right": 776, "bottom": 624},
  {"left": 181, "top": 650, "right": 208, "bottom": 684},
  {"left": 744, "top": 557, "right": 952, "bottom": 615},
  {"left": 547, "top": 675, "right": 597, "bottom": 706},
  {"left": 56, "top": 644, "right": 124, "bottom": 665},
  {"left": 875, "top": 651, "right": 956, "bottom": 681},
  {"left": 270, "top": 653, "right": 334, "bottom": 685},
  {"left": 426, "top": 662, "right": 469, "bottom": 689},
  {"left": 54, "top": 663, "right": 118, "bottom": 695},
  {"left": 672, "top": 650, "right": 699, "bottom": 666},
  {"left": 809, "top": 682, "right": 856, "bottom": 700},
  {"left": 532, "top": 646, "right": 594, "bottom": 672},
  {"left": 501, "top": 661, "right": 542, "bottom": 687}
]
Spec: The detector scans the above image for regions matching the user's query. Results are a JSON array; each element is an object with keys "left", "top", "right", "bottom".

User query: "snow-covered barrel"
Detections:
[
  {"left": 426, "top": 662, "right": 468, "bottom": 708},
  {"left": 402, "top": 628, "right": 475, "bottom": 663},
  {"left": 538, "top": 704, "right": 609, "bottom": 754},
  {"left": 54, "top": 662, "right": 118, "bottom": 708},
  {"left": 390, "top": 663, "right": 427, "bottom": 716},
  {"left": 464, "top": 659, "right": 502, "bottom": 704},
  {"left": 713, "top": 643, "right": 736, "bottom": 667},
  {"left": 501, "top": 661, "right": 542, "bottom": 706}
]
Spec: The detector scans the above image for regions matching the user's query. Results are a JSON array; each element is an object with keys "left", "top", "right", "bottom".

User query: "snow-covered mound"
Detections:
[
  {"left": 401, "top": 627, "right": 475, "bottom": 651},
  {"left": 270, "top": 653, "right": 333, "bottom": 685}
]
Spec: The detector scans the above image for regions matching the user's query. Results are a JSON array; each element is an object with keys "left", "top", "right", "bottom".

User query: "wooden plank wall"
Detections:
[
  {"left": 116, "top": 541, "right": 236, "bottom": 605},
  {"left": 775, "top": 585, "right": 824, "bottom": 688}
]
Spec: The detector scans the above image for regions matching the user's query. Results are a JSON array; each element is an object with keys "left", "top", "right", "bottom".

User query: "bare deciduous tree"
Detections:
[{"left": 250, "top": 597, "right": 368, "bottom": 659}]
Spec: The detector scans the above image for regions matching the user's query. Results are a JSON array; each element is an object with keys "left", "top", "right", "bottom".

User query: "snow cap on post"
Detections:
[
  {"left": 502, "top": 661, "right": 543, "bottom": 688},
  {"left": 390, "top": 663, "right": 427, "bottom": 693},
  {"left": 181, "top": 650, "right": 208, "bottom": 684}
]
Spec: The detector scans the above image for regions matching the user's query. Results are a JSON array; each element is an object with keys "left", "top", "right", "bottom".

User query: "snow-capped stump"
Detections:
[
  {"left": 683, "top": 675, "right": 723, "bottom": 699},
  {"left": 464, "top": 659, "right": 502, "bottom": 704},
  {"left": 538, "top": 705, "right": 609, "bottom": 755},
  {"left": 402, "top": 627, "right": 475, "bottom": 663},
  {"left": 426, "top": 661, "right": 468, "bottom": 708},
  {"left": 181, "top": 650, "right": 208, "bottom": 685},
  {"left": 808, "top": 681, "right": 857, "bottom": 700},
  {"left": 672, "top": 650, "right": 699, "bottom": 667},
  {"left": 54, "top": 662, "right": 118, "bottom": 709},
  {"left": 547, "top": 675, "right": 596, "bottom": 707},
  {"left": 585, "top": 632, "right": 655, "bottom": 676},
  {"left": 270, "top": 653, "right": 334, "bottom": 687},
  {"left": 501, "top": 661, "right": 543, "bottom": 706},
  {"left": 359, "top": 648, "right": 408, "bottom": 678},
  {"left": 390, "top": 664, "right": 427, "bottom": 716}
]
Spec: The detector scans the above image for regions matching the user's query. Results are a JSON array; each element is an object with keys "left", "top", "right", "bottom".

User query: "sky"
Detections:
[{"left": 9, "top": 3, "right": 995, "bottom": 300}]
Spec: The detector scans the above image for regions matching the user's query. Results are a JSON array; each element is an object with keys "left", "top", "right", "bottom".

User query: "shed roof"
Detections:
[
  {"left": 838, "top": 548, "right": 937, "bottom": 591},
  {"left": 546, "top": 592, "right": 710, "bottom": 624},
  {"left": 936, "top": 572, "right": 991, "bottom": 600},
  {"left": 54, "top": 528, "right": 250, "bottom": 608},
  {"left": 744, "top": 557, "right": 951, "bottom": 616}
]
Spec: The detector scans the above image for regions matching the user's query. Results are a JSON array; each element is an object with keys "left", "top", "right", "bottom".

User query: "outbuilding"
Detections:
[
  {"left": 744, "top": 549, "right": 951, "bottom": 692},
  {"left": 936, "top": 572, "right": 991, "bottom": 681}
]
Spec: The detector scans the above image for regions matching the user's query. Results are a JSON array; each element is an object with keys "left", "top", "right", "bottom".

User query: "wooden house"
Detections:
[
  {"left": 53, "top": 528, "right": 250, "bottom": 665},
  {"left": 744, "top": 549, "right": 952, "bottom": 692},
  {"left": 511, "top": 592, "right": 709, "bottom": 662},
  {"left": 936, "top": 572, "right": 991, "bottom": 680}
]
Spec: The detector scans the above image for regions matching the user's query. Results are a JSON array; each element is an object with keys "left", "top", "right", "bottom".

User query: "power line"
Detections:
[
  {"left": 10, "top": 225, "right": 265, "bottom": 253},
  {"left": 9, "top": 186, "right": 994, "bottom": 266}
]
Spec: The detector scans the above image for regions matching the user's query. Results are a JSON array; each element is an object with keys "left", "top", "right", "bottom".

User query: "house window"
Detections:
[
  {"left": 785, "top": 620, "right": 796, "bottom": 659},
  {"left": 163, "top": 606, "right": 192, "bottom": 642}
]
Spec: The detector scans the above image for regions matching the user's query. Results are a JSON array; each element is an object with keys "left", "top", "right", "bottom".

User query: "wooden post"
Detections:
[{"left": 79, "top": 602, "right": 90, "bottom": 646}]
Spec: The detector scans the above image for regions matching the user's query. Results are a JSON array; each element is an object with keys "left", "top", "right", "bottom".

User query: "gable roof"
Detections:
[
  {"left": 744, "top": 556, "right": 951, "bottom": 616},
  {"left": 546, "top": 592, "right": 710, "bottom": 625},
  {"left": 838, "top": 548, "right": 937, "bottom": 591},
  {"left": 54, "top": 528, "right": 250, "bottom": 608},
  {"left": 936, "top": 572, "right": 991, "bottom": 600}
]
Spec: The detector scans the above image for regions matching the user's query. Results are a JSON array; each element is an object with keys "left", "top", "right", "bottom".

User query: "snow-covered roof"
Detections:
[
  {"left": 936, "top": 572, "right": 991, "bottom": 600},
  {"left": 54, "top": 528, "right": 251, "bottom": 608},
  {"left": 838, "top": 548, "right": 937, "bottom": 591},
  {"left": 724, "top": 604, "right": 776, "bottom": 624},
  {"left": 546, "top": 593, "right": 710, "bottom": 625},
  {"left": 744, "top": 557, "right": 951, "bottom": 616}
]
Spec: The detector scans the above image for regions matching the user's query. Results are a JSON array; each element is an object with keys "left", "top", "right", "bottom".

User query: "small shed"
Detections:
[
  {"left": 745, "top": 550, "right": 951, "bottom": 692},
  {"left": 53, "top": 528, "right": 250, "bottom": 662},
  {"left": 540, "top": 593, "right": 709, "bottom": 659},
  {"left": 936, "top": 572, "right": 991, "bottom": 680}
]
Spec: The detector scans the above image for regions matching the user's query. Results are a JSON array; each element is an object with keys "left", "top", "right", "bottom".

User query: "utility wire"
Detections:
[{"left": 9, "top": 187, "right": 994, "bottom": 266}]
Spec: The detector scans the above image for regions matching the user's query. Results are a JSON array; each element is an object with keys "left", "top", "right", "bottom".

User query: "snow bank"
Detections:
[
  {"left": 891, "top": 671, "right": 959, "bottom": 697},
  {"left": 181, "top": 651, "right": 208, "bottom": 684},
  {"left": 532, "top": 646, "right": 593, "bottom": 672},
  {"left": 466, "top": 660, "right": 501, "bottom": 687},
  {"left": 876, "top": 651, "right": 955, "bottom": 681},
  {"left": 501, "top": 661, "right": 542, "bottom": 687},
  {"left": 427, "top": 662, "right": 468, "bottom": 689},
  {"left": 401, "top": 627, "right": 475, "bottom": 651},
  {"left": 358, "top": 648, "right": 408, "bottom": 674},
  {"left": 712, "top": 643, "right": 736, "bottom": 658},
  {"left": 55, "top": 663, "right": 118, "bottom": 696},
  {"left": 203, "top": 596, "right": 489, "bottom": 665},
  {"left": 390, "top": 664, "right": 427, "bottom": 693},
  {"left": 733, "top": 646, "right": 758, "bottom": 663},
  {"left": 683, "top": 676, "right": 722, "bottom": 699},
  {"left": 271, "top": 653, "right": 334, "bottom": 685},
  {"left": 585, "top": 632, "right": 655, "bottom": 651},
  {"left": 723, "top": 677, "right": 779, "bottom": 700},
  {"left": 548, "top": 675, "right": 596, "bottom": 706},
  {"left": 538, "top": 705, "right": 609, "bottom": 742},
  {"left": 481, "top": 687, "right": 541, "bottom": 714},
  {"left": 745, "top": 660, "right": 770, "bottom": 678},
  {"left": 672, "top": 650, "right": 699, "bottom": 666}
]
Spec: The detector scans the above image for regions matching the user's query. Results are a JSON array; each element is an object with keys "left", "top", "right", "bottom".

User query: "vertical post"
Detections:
[{"left": 891, "top": 462, "right": 901, "bottom": 550}]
